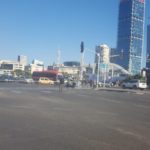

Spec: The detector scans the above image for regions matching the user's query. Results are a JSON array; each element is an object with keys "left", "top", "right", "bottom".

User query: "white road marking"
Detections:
[
  {"left": 11, "top": 90, "right": 22, "bottom": 94},
  {"left": 41, "top": 90, "right": 52, "bottom": 93},
  {"left": 134, "top": 104, "right": 150, "bottom": 109},
  {"left": 135, "top": 92, "right": 144, "bottom": 95}
]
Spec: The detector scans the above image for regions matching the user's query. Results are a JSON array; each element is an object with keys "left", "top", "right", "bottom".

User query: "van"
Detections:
[{"left": 122, "top": 79, "right": 147, "bottom": 90}]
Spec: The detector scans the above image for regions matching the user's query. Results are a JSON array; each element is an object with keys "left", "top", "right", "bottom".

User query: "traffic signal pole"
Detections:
[
  {"left": 79, "top": 41, "right": 84, "bottom": 84},
  {"left": 80, "top": 52, "right": 84, "bottom": 81}
]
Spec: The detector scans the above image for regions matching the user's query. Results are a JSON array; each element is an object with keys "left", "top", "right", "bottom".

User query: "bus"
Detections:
[{"left": 32, "top": 70, "right": 63, "bottom": 83}]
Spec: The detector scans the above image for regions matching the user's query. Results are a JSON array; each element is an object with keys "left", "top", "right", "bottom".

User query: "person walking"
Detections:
[{"left": 59, "top": 77, "right": 64, "bottom": 92}]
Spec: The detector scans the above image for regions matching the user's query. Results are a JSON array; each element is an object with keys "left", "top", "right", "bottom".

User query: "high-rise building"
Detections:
[
  {"left": 146, "top": 25, "right": 150, "bottom": 68},
  {"left": 95, "top": 44, "right": 110, "bottom": 74},
  {"left": 18, "top": 55, "right": 28, "bottom": 66},
  {"left": 114, "top": 0, "right": 145, "bottom": 75},
  {"left": 95, "top": 44, "right": 110, "bottom": 64}
]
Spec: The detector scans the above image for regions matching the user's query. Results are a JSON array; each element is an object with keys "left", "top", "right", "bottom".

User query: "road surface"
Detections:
[{"left": 0, "top": 82, "right": 150, "bottom": 150}]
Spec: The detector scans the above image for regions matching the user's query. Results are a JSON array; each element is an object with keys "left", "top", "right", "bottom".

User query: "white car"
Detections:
[
  {"left": 18, "top": 78, "right": 34, "bottom": 83},
  {"left": 122, "top": 79, "right": 147, "bottom": 90}
]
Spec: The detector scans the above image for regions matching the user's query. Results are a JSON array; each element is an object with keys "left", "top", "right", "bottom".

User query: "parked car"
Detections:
[
  {"left": 25, "top": 78, "right": 34, "bottom": 83},
  {"left": 0, "top": 75, "right": 16, "bottom": 82},
  {"left": 16, "top": 77, "right": 34, "bottom": 83},
  {"left": 121, "top": 79, "right": 147, "bottom": 90},
  {"left": 38, "top": 77, "right": 54, "bottom": 85}
]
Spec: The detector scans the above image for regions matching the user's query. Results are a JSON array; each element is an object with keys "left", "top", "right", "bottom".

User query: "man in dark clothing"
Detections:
[{"left": 59, "top": 77, "right": 64, "bottom": 92}]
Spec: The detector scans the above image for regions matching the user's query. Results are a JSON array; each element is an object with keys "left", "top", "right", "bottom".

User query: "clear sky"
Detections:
[{"left": 0, "top": 0, "right": 149, "bottom": 67}]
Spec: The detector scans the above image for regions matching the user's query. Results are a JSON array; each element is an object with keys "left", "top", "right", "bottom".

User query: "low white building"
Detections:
[
  {"left": 0, "top": 60, "right": 24, "bottom": 75},
  {"left": 30, "top": 64, "right": 44, "bottom": 73},
  {"left": 25, "top": 59, "right": 44, "bottom": 74}
]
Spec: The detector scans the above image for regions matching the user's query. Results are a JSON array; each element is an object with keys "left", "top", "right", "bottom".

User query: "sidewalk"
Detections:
[
  {"left": 95, "top": 87, "right": 150, "bottom": 94},
  {"left": 74, "top": 84, "right": 150, "bottom": 94}
]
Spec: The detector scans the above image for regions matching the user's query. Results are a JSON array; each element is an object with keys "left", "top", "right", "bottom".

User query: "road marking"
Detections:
[
  {"left": 135, "top": 92, "right": 144, "bottom": 95},
  {"left": 41, "top": 90, "right": 53, "bottom": 94},
  {"left": 11, "top": 90, "right": 22, "bottom": 94},
  {"left": 76, "top": 93, "right": 90, "bottom": 98},
  {"left": 134, "top": 104, "right": 150, "bottom": 109},
  {"left": 113, "top": 127, "right": 150, "bottom": 145}
]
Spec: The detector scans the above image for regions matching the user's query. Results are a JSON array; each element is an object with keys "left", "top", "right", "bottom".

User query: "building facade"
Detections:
[
  {"left": 146, "top": 25, "right": 150, "bottom": 68},
  {"left": 0, "top": 60, "right": 24, "bottom": 75},
  {"left": 95, "top": 44, "right": 110, "bottom": 74},
  {"left": 114, "top": 0, "right": 145, "bottom": 75},
  {"left": 63, "top": 61, "right": 80, "bottom": 67},
  {"left": 18, "top": 55, "right": 28, "bottom": 66},
  {"left": 95, "top": 44, "right": 110, "bottom": 64}
]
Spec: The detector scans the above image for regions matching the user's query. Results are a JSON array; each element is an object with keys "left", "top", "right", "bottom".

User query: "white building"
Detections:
[
  {"left": 30, "top": 64, "right": 44, "bottom": 73},
  {"left": 32, "top": 59, "right": 44, "bottom": 66},
  {"left": 18, "top": 55, "right": 28, "bottom": 66},
  {"left": 95, "top": 44, "right": 110, "bottom": 64},
  {"left": 0, "top": 60, "right": 24, "bottom": 75},
  {"left": 25, "top": 59, "right": 44, "bottom": 74}
]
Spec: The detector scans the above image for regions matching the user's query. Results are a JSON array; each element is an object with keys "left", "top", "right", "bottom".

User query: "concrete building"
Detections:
[
  {"left": 0, "top": 60, "right": 24, "bottom": 75},
  {"left": 18, "top": 55, "right": 28, "bottom": 66},
  {"left": 94, "top": 44, "right": 130, "bottom": 82},
  {"left": 29, "top": 64, "right": 44, "bottom": 73},
  {"left": 57, "top": 66, "right": 80, "bottom": 75},
  {"left": 48, "top": 61, "right": 80, "bottom": 76},
  {"left": 25, "top": 59, "right": 44, "bottom": 74},
  {"left": 47, "top": 61, "right": 85, "bottom": 77},
  {"left": 114, "top": 0, "right": 145, "bottom": 75},
  {"left": 95, "top": 44, "right": 110, "bottom": 74},
  {"left": 63, "top": 61, "right": 80, "bottom": 67},
  {"left": 95, "top": 44, "right": 110, "bottom": 64},
  {"left": 32, "top": 59, "right": 44, "bottom": 66}
]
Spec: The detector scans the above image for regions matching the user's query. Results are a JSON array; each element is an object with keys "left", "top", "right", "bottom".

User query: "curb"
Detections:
[{"left": 95, "top": 87, "right": 150, "bottom": 94}]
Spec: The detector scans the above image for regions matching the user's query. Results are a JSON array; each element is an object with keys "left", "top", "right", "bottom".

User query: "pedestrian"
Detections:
[
  {"left": 89, "top": 80, "right": 93, "bottom": 88},
  {"left": 59, "top": 77, "right": 64, "bottom": 92}
]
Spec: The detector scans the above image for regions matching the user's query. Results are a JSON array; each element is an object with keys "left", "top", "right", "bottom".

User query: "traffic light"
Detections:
[{"left": 80, "top": 41, "right": 84, "bottom": 53}]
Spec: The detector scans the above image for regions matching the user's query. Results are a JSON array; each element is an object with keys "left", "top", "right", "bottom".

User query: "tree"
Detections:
[{"left": 14, "top": 69, "right": 24, "bottom": 77}]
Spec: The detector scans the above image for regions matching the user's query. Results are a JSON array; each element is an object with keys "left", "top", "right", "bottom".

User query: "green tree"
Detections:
[{"left": 14, "top": 69, "right": 25, "bottom": 77}]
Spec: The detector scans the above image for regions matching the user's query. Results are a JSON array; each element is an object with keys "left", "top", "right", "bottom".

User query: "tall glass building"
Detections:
[
  {"left": 146, "top": 25, "right": 150, "bottom": 68},
  {"left": 115, "top": 0, "right": 145, "bottom": 75}
]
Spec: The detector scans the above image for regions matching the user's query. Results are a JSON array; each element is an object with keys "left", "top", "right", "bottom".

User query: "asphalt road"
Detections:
[{"left": 0, "top": 82, "right": 150, "bottom": 150}]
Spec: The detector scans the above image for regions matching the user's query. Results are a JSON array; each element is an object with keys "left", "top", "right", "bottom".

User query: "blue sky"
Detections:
[{"left": 0, "top": 0, "right": 149, "bottom": 66}]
